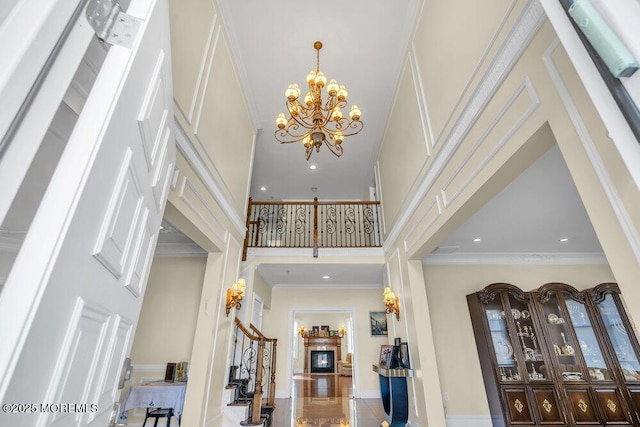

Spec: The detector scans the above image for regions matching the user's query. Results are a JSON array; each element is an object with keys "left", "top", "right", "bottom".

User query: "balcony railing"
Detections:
[{"left": 242, "top": 197, "right": 382, "bottom": 260}]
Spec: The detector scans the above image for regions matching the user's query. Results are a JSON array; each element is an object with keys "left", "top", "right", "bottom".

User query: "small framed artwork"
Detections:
[
  {"left": 379, "top": 345, "right": 393, "bottom": 368},
  {"left": 312, "top": 326, "right": 319, "bottom": 336},
  {"left": 321, "top": 325, "right": 330, "bottom": 332},
  {"left": 400, "top": 342, "right": 410, "bottom": 369},
  {"left": 369, "top": 311, "right": 388, "bottom": 336},
  {"left": 164, "top": 362, "right": 176, "bottom": 382}
]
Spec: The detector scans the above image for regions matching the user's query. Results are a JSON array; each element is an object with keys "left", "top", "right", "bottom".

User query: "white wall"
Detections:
[{"left": 131, "top": 256, "right": 206, "bottom": 364}]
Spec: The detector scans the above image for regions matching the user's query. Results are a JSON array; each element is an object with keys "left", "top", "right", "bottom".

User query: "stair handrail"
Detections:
[
  {"left": 249, "top": 323, "right": 278, "bottom": 407},
  {"left": 233, "top": 318, "right": 265, "bottom": 424},
  {"left": 234, "top": 317, "right": 261, "bottom": 341}
]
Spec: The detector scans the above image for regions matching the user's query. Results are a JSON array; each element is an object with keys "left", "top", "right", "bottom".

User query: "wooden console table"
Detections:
[{"left": 303, "top": 336, "right": 342, "bottom": 373}]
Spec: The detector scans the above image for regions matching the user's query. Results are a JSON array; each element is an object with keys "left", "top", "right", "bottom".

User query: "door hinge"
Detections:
[{"left": 86, "top": 0, "right": 142, "bottom": 48}]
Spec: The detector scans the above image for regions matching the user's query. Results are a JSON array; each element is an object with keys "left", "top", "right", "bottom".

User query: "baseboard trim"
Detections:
[
  {"left": 358, "top": 390, "right": 379, "bottom": 399},
  {"left": 446, "top": 414, "right": 493, "bottom": 427}
]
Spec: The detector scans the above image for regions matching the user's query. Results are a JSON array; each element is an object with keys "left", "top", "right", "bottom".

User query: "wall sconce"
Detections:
[
  {"left": 298, "top": 326, "right": 308, "bottom": 337},
  {"left": 338, "top": 325, "right": 347, "bottom": 337},
  {"left": 225, "top": 278, "right": 246, "bottom": 317},
  {"left": 384, "top": 287, "right": 400, "bottom": 321}
]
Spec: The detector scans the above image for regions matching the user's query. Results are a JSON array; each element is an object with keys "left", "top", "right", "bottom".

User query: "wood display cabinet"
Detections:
[{"left": 468, "top": 283, "right": 640, "bottom": 426}]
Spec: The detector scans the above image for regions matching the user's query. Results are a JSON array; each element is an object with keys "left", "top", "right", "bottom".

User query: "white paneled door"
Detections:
[{"left": 0, "top": 0, "right": 174, "bottom": 425}]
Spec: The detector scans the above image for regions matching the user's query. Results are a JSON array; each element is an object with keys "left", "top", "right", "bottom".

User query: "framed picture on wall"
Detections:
[
  {"left": 321, "top": 325, "right": 330, "bottom": 332},
  {"left": 369, "top": 311, "right": 388, "bottom": 336},
  {"left": 312, "top": 326, "right": 319, "bottom": 336}
]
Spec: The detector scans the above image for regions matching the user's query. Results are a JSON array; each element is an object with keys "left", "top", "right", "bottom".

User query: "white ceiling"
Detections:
[
  {"left": 256, "top": 263, "right": 384, "bottom": 289},
  {"left": 432, "top": 145, "right": 603, "bottom": 255},
  {"left": 218, "top": 0, "right": 419, "bottom": 201},
  {"left": 155, "top": 2, "right": 606, "bottom": 287}
]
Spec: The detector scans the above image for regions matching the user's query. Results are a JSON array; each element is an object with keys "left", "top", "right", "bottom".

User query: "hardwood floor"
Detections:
[{"left": 271, "top": 374, "right": 385, "bottom": 426}]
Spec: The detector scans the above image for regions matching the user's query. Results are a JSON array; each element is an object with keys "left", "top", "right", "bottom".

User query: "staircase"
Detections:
[{"left": 224, "top": 318, "right": 277, "bottom": 426}]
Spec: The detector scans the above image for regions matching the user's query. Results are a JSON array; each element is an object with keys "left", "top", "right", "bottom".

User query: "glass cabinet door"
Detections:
[
  {"left": 507, "top": 294, "right": 548, "bottom": 382},
  {"left": 485, "top": 299, "right": 520, "bottom": 381},
  {"left": 564, "top": 298, "right": 612, "bottom": 382},
  {"left": 537, "top": 291, "right": 586, "bottom": 383},
  {"left": 596, "top": 293, "right": 640, "bottom": 382}
]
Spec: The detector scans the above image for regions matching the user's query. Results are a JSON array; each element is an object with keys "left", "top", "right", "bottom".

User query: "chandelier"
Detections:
[{"left": 275, "top": 41, "right": 363, "bottom": 160}]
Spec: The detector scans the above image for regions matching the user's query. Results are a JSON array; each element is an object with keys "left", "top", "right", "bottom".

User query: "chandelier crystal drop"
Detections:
[{"left": 275, "top": 41, "right": 363, "bottom": 160}]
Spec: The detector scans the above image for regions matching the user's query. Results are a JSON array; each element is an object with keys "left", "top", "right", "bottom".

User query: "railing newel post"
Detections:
[{"left": 242, "top": 197, "right": 253, "bottom": 261}]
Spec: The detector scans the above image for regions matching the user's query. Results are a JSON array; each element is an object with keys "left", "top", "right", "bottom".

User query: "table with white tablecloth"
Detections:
[{"left": 118, "top": 381, "right": 186, "bottom": 425}]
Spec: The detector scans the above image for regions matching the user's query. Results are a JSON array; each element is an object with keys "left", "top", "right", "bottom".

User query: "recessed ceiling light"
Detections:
[
  {"left": 473, "top": 238, "right": 481, "bottom": 242},
  {"left": 322, "top": 275, "right": 330, "bottom": 279},
  {"left": 260, "top": 186, "right": 266, "bottom": 191},
  {"left": 159, "top": 225, "right": 165, "bottom": 230},
  {"left": 560, "top": 238, "right": 569, "bottom": 242},
  {"left": 310, "top": 164, "right": 317, "bottom": 170}
]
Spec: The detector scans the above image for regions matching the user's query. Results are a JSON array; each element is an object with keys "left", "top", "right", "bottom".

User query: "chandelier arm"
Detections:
[
  {"left": 321, "top": 119, "right": 364, "bottom": 138},
  {"left": 321, "top": 96, "right": 339, "bottom": 113},
  {"left": 304, "top": 145, "right": 314, "bottom": 160},
  {"left": 285, "top": 101, "right": 315, "bottom": 129},
  {"left": 323, "top": 138, "right": 344, "bottom": 157}
]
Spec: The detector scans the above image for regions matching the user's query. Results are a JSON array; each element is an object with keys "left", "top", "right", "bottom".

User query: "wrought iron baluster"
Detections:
[{"left": 358, "top": 204, "right": 363, "bottom": 247}]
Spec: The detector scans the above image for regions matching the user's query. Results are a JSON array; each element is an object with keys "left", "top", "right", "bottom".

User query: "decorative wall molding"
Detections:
[
  {"left": 446, "top": 414, "right": 493, "bottom": 427},
  {"left": 434, "top": 0, "right": 520, "bottom": 146},
  {"left": 423, "top": 252, "right": 608, "bottom": 265},
  {"left": 179, "top": 176, "right": 227, "bottom": 244},
  {"left": 154, "top": 242, "right": 207, "bottom": 257},
  {"left": 403, "top": 196, "right": 441, "bottom": 255},
  {"left": 214, "top": 0, "right": 261, "bottom": 129},
  {"left": 407, "top": 51, "right": 435, "bottom": 155},
  {"left": 440, "top": 77, "right": 540, "bottom": 209},
  {"left": 174, "top": 122, "right": 246, "bottom": 236},
  {"left": 193, "top": 25, "right": 222, "bottom": 132},
  {"left": 384, "top": 0, "right": 546, "bottom": 255},
  {"left": 543, "top": 39, "right": 640, "bottom": 265},
  {"left": 409, "top": 48, "right": 435, "bottom": 152},
  {"left": 189, "top": 11, "right": 218, "bottom": 124}
]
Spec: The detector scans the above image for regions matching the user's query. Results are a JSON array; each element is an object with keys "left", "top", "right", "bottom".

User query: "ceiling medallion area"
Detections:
[{"left": 275, "top": 41, "right": 363, "bottom": 160}]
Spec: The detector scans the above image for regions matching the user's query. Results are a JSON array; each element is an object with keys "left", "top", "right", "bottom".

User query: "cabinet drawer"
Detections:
[
  {"left": 503, "top": 388, "right": 535, "bottom": 424},
  {"left": 594, "top": 388, "right": 631, "bottom": 424},
  {"left": 566, "top": 388, "right": 600, "bottom": 424},
  {"left": 531, "top": 388, "right": 564, "bottom": 424}
]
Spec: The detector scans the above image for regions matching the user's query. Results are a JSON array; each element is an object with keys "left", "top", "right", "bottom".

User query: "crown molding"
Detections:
[
  {"left": 383, "top": 0, "right": 546, "bottom": 255},
  {"left": 154, "top": 242, "right": 207, "bottom": 257},
  {"left": 272, "top": 283, "right": 382, "bottom": 290},
  {"left": 422, "top": 252, "right": 607, "bottom": 265}
]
